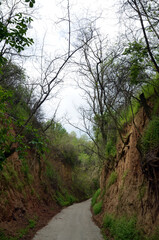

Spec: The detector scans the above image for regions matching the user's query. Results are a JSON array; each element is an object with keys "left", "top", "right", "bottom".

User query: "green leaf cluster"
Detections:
[
  {"left": 91, "top": 188, "right": 101, "bottom": 206},
  {"left": 93, "top": 201, "right": 103, "bottom": 215},
  {"left": 123, "top": 40, "right": 150, "bottom": 85},
  {"left": 141, "top": 116, "right": 159, "bottom": 154},
  {"left": 55, "top": 190, "right": 77, "bottom": 207},
  {"left": 107, "top": 171, "right": 117, "bottom": 189},
  {"left": 103, "top": 214, "right": 141, "bottom": 240},
  {"left": 25, "top": 0, "right": 35, "bottom": 8}
]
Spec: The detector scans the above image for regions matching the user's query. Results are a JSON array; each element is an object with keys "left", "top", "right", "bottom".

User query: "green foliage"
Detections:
[
  {"left": 0, "top": 0, "right": 35, "bottom": 67},
  {"left": 25, "top": 0, "right": 36, "bottom": 8},
  {"left": 45, "top": 161, "right": 62, "bottom": 189},
  {"left": 153, "top": 98, "right": 159, "bottom": 115},
  {"left": 105, "top": 140, "right": 116, "bottom": 158},
  {"left": 91, "top": 188, "right": 101, "bottom": 206},
  {"left": 62, "top": 143, "right": 78, "bottom": 167},
  {"left": 141, "top": 116, "right": 159, "bottom": 154},
  {"left": 107, "top": 171, "right": 117, "bottom": 189},
  {"left": 17, "top": 218, "right": 37, "bottom": 239},
  {"left": 142, "top": 84, "right": 156, "bottom": 100},
  {"left": 103, "top": 214, "right": 141, "bottom": 240},
  {"left": 55, "top": 190, "right": 77, "bottom": 207},
  {"left": 123, "top": 40, "right": 150, "bottom": 85},
  {"left": 119, "top": 99, "right": 140, "bottom": 127},
  {"left": 0, "top": 86, "right": 15, "bottom": 166},
  {"left": 0, "top": 229, "right": 17, "bottom": 240},
  {"left": 72, "top": 166, "right": 99, "bottom": 199},
  {"left": 93, "top": 201, "right": 103, "bottom": 215},
  {"left": 21, "top": 159, "right": 33, "bottom": 184}
]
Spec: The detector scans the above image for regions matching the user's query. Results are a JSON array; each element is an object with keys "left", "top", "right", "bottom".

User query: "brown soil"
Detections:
[
  {"left": 22, "top": 204, "right": 61, "bottom": 240},
  {"left": 0, "top": 199, "right": 61, "bottom": 240}
]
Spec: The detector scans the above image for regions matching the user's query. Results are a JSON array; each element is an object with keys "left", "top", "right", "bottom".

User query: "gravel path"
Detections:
[{"left": 32, "top": 199, "right": 104, "bottom": 240}]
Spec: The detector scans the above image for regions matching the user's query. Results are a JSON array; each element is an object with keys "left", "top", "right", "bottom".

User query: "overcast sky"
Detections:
[{"left": 25, "top": 0, "right": 120, "bottom": 136}]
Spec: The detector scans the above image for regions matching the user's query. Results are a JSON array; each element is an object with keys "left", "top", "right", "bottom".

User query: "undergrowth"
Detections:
[
  {"left": 141, "top": 116, "right": 159, "bottom": 154},
  {"left": 103, "top": 214, "right": 141, "bottom": 240},
  {"left": 55, "top": 190, "right": 77, "bottom": 206},
  {"left": 93, "top": 201, "right": 103, "bottom": 215},
  {"left": 103, "top": 214, "right": 159, "bottom": 240},
  {"left": 105, "top": 140, "right": 116, "bottom": 158},
  {"left": 119, "top": 99, "right": 140, "bottom": 127},
  {"left": 119, "top": 79, "right": 159, "bottom": 128},
  {"left": 91, "top": 188, "right": 101, "bottom": 206},
  {"left": 0, "top": 218, "right": 37, "bottom": 240},
  {"left": 107, "top": 171, "right": 117, "bottom": 189}
]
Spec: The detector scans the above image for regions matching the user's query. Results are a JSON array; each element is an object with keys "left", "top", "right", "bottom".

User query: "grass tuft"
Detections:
[
  {"left": 93, "top": 201, "right": 103, "bottom": 215},
  {"left": 55, "top": 190, "right": 76, "bottom": 207},
  {"left": 103, "top": 214, "right": 141, "bottom": 240},
  {"left": 107, "top": 171, "right": 117, "bottom": 189},
  {"left": 141, "top": 116, "right": 159, "bottom": 154},
  {"left": 91, "top": 188, "right": 101, "bottom": 206}
]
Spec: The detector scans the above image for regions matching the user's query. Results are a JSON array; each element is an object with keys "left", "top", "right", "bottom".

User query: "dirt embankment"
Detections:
[
  {"left": 96, "top": 107, "right": 159, "bottom": 235},
  {"left": 0, "top": 144, "right": 72, "bottom": 239}
]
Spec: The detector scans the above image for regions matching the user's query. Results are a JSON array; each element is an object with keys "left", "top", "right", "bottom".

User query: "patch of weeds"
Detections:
[
  {"left": 103, "top": 214, "right": 141, "bottom": 240},
  {"left": 119, "top": 99, "right": 140, "bottom": 127},
  {"left": 91, "top": 188, "right": 101, "bottom": 206},
  {"left": 101, "top": 228, "right": 109, "bottom": 240},
  {"left": 15, "top": 181, "right": 24, "bottom": 192},
  {"left": 93, "top": 201, "right": 103, "bottom": 215},
  {"left": 152, "top": 98, "right": 159, "bottom": 115},
  {"left": 107, "top": 171, "right": 117, "bottom": 189},
  {"left": 17, "top": 217, "right": 37, "bottom": 239},
  {"left": 21, "top": 159, "right": 33, "bottom": 184},
  {"left": 55, "top": 190, "right": 76, "bottom": 207},
  {"left": 141, "top": 116, "right": 159, "bottom": 154},
  {"left": 2, "top": 171, "right": 11, "bottom": 182},
  {"left": 45, "top": 161, "right": 62, "bottom": 188},
  {"left": 105, "top": 140, "right": 117, "bottom": 158},
  {"left": 0, "top": 229, "right": 17, "bottom": 240}
]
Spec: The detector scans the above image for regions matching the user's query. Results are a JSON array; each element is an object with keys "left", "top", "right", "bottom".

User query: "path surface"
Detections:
[{"left": 32, "top": 199, "right": 104, "bottom": 240}]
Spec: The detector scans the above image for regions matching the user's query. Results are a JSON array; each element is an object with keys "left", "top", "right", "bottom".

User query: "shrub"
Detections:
[
  {"left": 91, "top": 188, "right": 101, "bottom": 206},
  {"left": 103, "top": 214, "right": 141, "bottom": 240},
  {"left": 107, "top": 171, "right": 117, "bottom": 189},
  {"left": 105, "top": 140, "right": 116, "bottom": 158},
  {"left": 55, "top": 190, "right": 76, "bottom": 207},
  {"left": 93, "top": 201, "right": 103, "bottom": 215},
  {"left": 141, "top": 116, "right": 159, "bottom": 154},
  {"left": 119, "top": 99, "right": 140, "bottom": 127}
]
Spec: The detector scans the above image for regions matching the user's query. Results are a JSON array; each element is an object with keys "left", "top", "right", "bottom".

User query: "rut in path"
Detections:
[{"left": 32, "top": 199, "right": 104, "bottom": 240}]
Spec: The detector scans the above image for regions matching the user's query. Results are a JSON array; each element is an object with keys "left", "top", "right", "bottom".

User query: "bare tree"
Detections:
[
  {"left": 0, "top": 0, "right": 96, "bottom": 162},
  {"left": 73, "top": 28, "right": 145, "bottom": 164}
]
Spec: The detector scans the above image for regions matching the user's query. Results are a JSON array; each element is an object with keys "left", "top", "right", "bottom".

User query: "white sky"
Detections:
[{"left": 25, "top": 0, "right": 120, "bottom": 136}]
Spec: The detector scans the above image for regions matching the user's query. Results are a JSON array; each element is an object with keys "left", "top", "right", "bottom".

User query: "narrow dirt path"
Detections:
[{"left": 32, "top": 199, "right": 104, "bottom": 240}]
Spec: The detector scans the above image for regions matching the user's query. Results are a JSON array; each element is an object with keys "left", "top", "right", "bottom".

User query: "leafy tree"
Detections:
[
  {"left": 0, "top": 0, "right": 35, "bottom": 67},
  {"left": 121, "top": 0, "right": 159, "bottom": 74}
]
